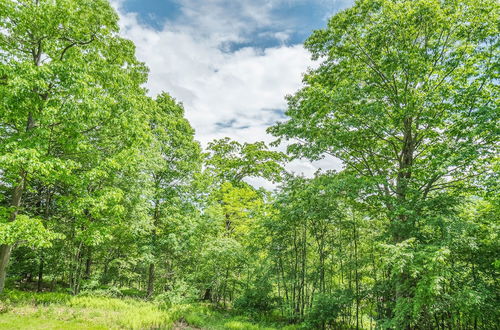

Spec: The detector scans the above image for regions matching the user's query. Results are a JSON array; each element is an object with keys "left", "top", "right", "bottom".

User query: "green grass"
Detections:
[
  {"left": 0, "top": 290, "right": 186, "bottom": 329},
  {"left": 0, "top": 290, "right": 297, "bottom": 329},
  {"left": 181, "top": 304, "right": 300, "bottom": 330},
  {"left": 0, "top": 314, "right": 107, "bottom": 330}
]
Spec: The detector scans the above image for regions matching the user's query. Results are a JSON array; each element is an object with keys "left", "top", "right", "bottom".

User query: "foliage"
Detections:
[
  {"left": 0, "top": 290, "right": 290, "bottom": 329},
  {"left": 269, "top": 0, "right": 499, "bottom": 327},
  {"left": 154, "top": 279, "right": 198, "bottom": 306},
  {"left": 0, "top": 215, "right": 63, "bottom": 248},
  {"left": 305, "top": 291, "right": 354, "bottom": 329},
  {"left": 235, "top": 276, "right": 276, "bottom": 315},
  {"left": 206, "top": 138, "right": 287, "bottom": 186},
  {"left": 0, "top": 0, "right": 498, "bottom": 328}
]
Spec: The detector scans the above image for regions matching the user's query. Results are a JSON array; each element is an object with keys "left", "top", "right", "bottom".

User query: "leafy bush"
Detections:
[
  {"left": 79, "top": 283, "right": 123, "bottom": 298},
  {"left": 119, "top": 287, "right": 144, "bottom": 298},
  {"left": 234, "top": 277, "right": 276, "bottom": 315},
  {"left": 154, "top": 280, "right": 198, "bottom": 306},
  {"left": 305, "top": 290, "right": 353, "bottom": 329}
]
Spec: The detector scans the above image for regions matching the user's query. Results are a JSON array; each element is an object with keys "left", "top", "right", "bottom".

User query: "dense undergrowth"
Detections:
[{"left": 0, "top": 290, "right": 299, "bottom": 329}]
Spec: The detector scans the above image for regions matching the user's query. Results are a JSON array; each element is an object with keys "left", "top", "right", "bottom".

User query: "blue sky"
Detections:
[
  {"left": 120, "top": 0, "right": 349, "bottom": 49},
  {"left": 113, "top": 0, "right": 352, "bottom": 185}
]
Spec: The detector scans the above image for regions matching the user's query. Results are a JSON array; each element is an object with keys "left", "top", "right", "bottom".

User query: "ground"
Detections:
[{"left": 0, "top": 290, "right": 298, "bottom": 330}]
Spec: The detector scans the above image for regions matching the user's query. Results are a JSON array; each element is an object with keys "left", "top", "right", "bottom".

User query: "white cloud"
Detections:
[
  {"left": 112, "top": 0, "right": 345, "bottom": 188},
  {"left": 115, "top": 3, "right": 311, "bottom": 144}
]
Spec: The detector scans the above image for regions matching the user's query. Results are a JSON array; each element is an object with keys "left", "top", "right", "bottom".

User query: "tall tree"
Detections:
[
  {"left": 145, "top": 93, "right": 201, "bottom": 298},
  {"left": 270, "top": 0, "right": 499, "bottom": 326},
  {"left": 0, "top": 0, "right": 149, "bottom": 293},
  {"left": 200, "top": 138, "right": 286, "bottom": 302}
]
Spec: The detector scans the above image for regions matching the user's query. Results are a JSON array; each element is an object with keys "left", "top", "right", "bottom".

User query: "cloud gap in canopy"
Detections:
[{"left": 113, "top": 0, "right": 353, "bottom": 187}]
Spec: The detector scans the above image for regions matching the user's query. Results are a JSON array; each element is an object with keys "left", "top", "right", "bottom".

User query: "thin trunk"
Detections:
[
  {"left": 37, "top": 253, "right": 44, "bottom": 292},
  {"left": 301, "top": 225, "right": 306, "bottom": 317},
  {"left": 147, "top": 262, "right": 155, "bottom": 299},
  {"left": 203, "top": 288, "right": 212, "bottom": 301},
  {"left": 223, "top": 268, "right": 229, "bottom": 307},
  {"left": 292, "top": 229, "right": 299, "bottom": 318},
  {"left": 147, "top": 198, "right": 160, "bottom": 299},
  {"left": 71, "top": 241, "right": 84, "bottom": 295},
  {"left": 0, "top": 245, "right": 12, "bottom": 293},
  {"left": 353, "top": 213, "right": 360, "bottom": 330},
  {"left": 279, "top": 256, "right": 289, "bottom": 306},
  {"left": 0, "top": 172, "right": 26, "bottom": 293},
  {"left": 84, "top": 247, "right": 92, "bottom": 279},
  {"left": 103, "top": 260, "right": 109, "bottom": 284},
  {"left": 276, "top": 261, "right": 284, "bottom": 317},
  {"left": 0, "top": 38, "right": 42, "bottom": 293}
]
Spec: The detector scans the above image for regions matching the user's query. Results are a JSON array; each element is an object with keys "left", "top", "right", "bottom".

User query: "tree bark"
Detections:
[
  {"left": 353, "top": 213, "right": 360, "bottom": 330},
  {"left": 0, "top": 245, "right": 13, "bottom": 293},
  {"left": 37, "top": 253, "right": 44, "bottom": 292},
  {"left": 0, "top": 173, "right": 26, "bottom": 293},
  {"left": 203, "top": 288, "right": 212, "bottom": 301},
  {"left": 0, "top": 32, "right": 42, "bottom": 294},
  {"left": 147, "top": 262, "right": 155, "bottom": 299},
  {"left": 84, "top": 247, "right": 92, "bottom": 280}
]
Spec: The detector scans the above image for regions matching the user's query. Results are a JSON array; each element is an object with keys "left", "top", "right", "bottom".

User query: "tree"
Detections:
[
  {"left": 144, "top": 93, "right": 201, "bottom": 298},
  {"left": 206, "top": 138, "right": 287, "bottom": 187},
  {"left": 1, "top": 1, "right": 497, "bottom": 328},
  {"left": 199, "top": 138, "right": 286, "bottom": 303},
  {"left": 269, "top": 0, "right": 499, "bottom": 326},
  {"left": 267, "top": 172, "right": 372, "bottom": 326},
  {"left": 205, "top": 138, "right": 286, "bottom": 243},
  {"left": 0, "top": 0, "right": 149, "bottom": 293}
]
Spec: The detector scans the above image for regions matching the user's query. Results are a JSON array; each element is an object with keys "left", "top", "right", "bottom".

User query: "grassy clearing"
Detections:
[
  {"left": 0, "top": 290, "right": 297, "bottom": 329},
  {"left": 0, "top": 290, "right": 183, "bottom": 329},
  {"left": 179, "top": 305, "right": 299, "bottom": 330}
]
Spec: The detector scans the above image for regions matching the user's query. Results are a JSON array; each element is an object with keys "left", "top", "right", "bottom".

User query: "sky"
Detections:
[{"left": 111, "top": 0, "right": 353, "bottom": 187}]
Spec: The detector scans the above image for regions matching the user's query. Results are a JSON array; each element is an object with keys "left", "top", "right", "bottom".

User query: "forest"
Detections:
[{"left": 0, "top": 0, "right": 498, "bottom": 329}]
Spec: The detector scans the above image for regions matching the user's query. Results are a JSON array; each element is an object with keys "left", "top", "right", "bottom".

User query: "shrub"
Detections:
[
  {"left": 305, "top": 290, "right": 354, "bottom": 329},
  {"left": 119, "top": 287, "right": 144, "bottom": 298},
  {"left": 154, "top": 280, "right": 198, "bottom": 306},
  {"left": 79, "top": 285, "right": 123, "bottom": 298},
  {"left": 234, "top": 278, "right": 276, "bottom": 315}
]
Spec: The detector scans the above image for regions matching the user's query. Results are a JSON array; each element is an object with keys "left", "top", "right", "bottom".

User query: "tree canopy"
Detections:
[{"left": 0, "top": 0, "right": 498, "bottom": 329}]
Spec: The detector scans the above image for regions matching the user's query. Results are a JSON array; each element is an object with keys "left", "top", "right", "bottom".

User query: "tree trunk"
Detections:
[
  {"left": 353, "top": 213, "right": 360, "bottom": 330},
  {"left": 0, "top": 245, "right": 13, "bottom": 293},
  {"left": 84, "top": 247, "right": 92, "bottom": 280},
  {"left": 37, "top": 253, "right": 44, "bottom": 292},
  {"left": 0, "top": 110, "right": 34, "bottom": 293},
  {"left": 203, "top": 287, "right": 212, "bottom": 301},
  {"left": 0, "top": 173, "right": 26, "bottom": 293},
  {"left": 147, "top": 262, "right": 155, "bottom": 299}
]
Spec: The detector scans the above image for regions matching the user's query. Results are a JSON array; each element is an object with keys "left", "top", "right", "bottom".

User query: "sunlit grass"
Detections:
[
  {"left": 0, "top": 290, "right": 293, "bottom": 329},
  {"left": 180, "top": 304, "right": 298, "bottom": 330},
  {"left": 0, "top": 290, "right": 176, "bottom": 329}
]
